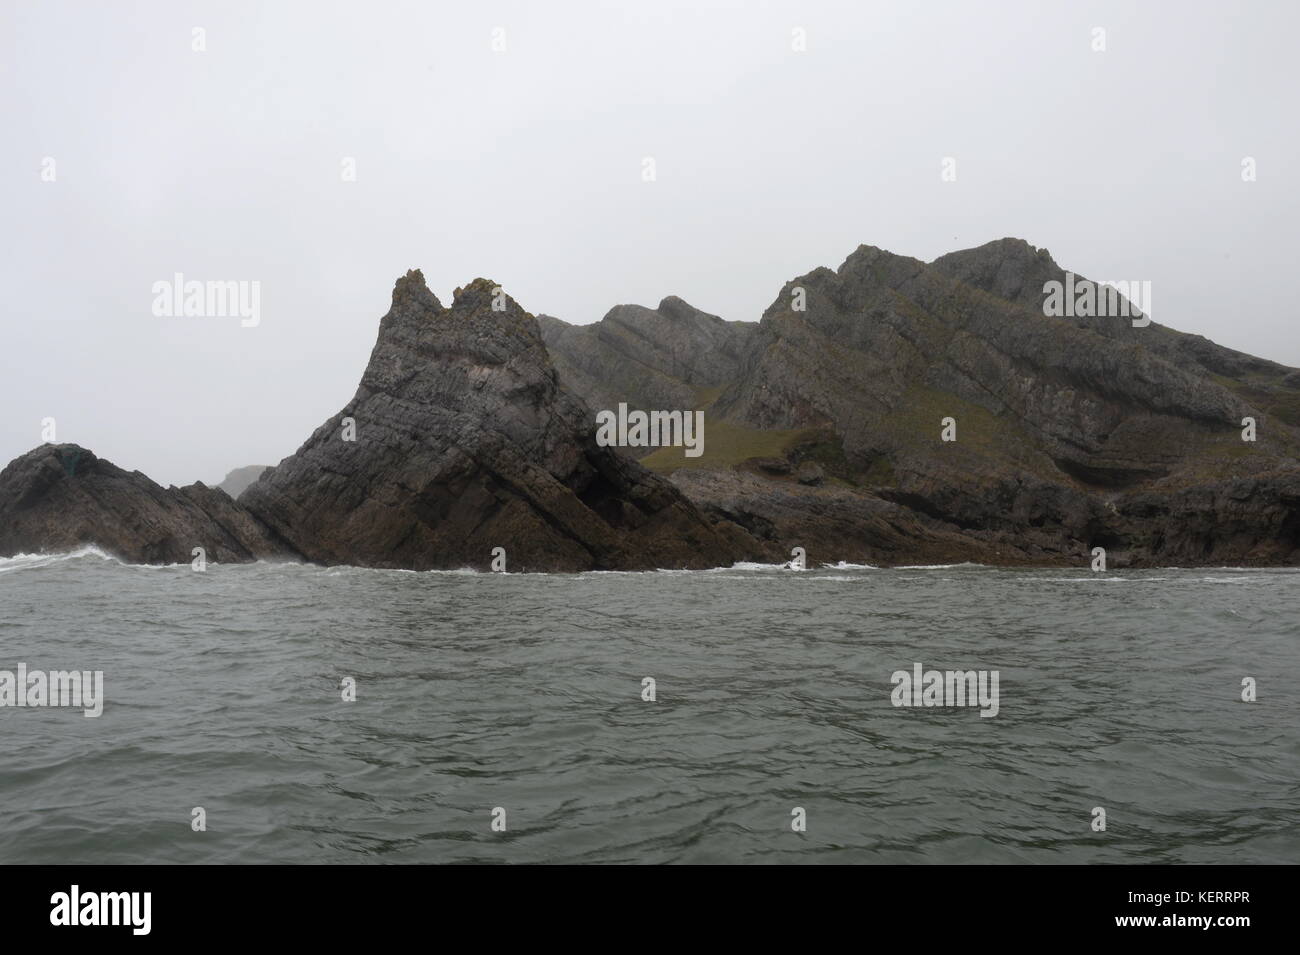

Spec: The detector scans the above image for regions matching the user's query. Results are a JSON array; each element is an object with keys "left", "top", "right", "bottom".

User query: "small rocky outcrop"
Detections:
[{"left": 0, "top": 444, "right": 294, "bottom": 564}]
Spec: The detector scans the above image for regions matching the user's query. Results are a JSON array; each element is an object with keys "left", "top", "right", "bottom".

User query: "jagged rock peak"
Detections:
[
  {"left": 235, "top": 272, "right": 760, "bottom": 570},
  {"left": 929, "top": 238, "right": 1064, "bottom": 306},
  {"left": 390, "top": 268, "right": 442, "bottom": 312},
  {"left": 452, "top": 276, "right": 502, "bottom": 306},
  {"left": 933, "top": 236, "right": 1057, "bottom": 265},
  {"left": 654, "top": 295, "right": 724, "bottom": 324}
]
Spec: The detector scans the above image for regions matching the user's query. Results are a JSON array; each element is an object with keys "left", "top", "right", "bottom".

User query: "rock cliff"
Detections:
[
  {"left": 237, "top": 271, "right": 761, "bottom": 570},
  {"left": 4, "top": 240, "right": 1297, "bottom": 569},
  {"left": 543, "top": 238, "right": 1300, "bottom": 566}
]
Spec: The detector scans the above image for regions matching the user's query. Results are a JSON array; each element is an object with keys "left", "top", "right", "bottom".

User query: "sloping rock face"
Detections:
[
  {"left": 932, "top": 238, "right": 1300, "bottom": 395},
  {"left": 538, "top": 298, "right": 756, "bottom": 456},
  {"left": 0, "top": 444, "right": 295, "bottom": 563},
  {"left": 671, "top": 469, "right": 1022, "bottom": 566},
  {"left": 720, "top": 241, "right": 1272, "bottom": 472},
  {"left": 239, "top": 272, "right": 762, "bottom": 571}
]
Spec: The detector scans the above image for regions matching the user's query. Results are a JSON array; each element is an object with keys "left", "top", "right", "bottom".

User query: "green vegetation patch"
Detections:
[
  {"left": 1212, "top": 373, "right": 1300, "bottom": 429},
  {"left": 641, "top": 419, "right": 823, "bottom": 473}
]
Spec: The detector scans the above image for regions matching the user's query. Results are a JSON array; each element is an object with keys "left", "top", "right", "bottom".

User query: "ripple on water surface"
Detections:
[{"left": 1, "top": 555, "right": 1297, "bottom": 863}]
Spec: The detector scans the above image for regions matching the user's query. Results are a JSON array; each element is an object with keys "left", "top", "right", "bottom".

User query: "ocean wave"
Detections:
[
  {"left": 320, "top": 565, "right": 481, "bottom": 577},
  {"left": 0, "top": 545, "right": 119, "bottom": 573},
  {"left": 1016, "top": 576, "right": 1150, "bottom": 582}
]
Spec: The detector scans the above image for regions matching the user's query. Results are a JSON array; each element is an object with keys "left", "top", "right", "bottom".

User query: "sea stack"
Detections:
[{"left": 237, "top": 270, "right": 764, "bottom": 571}]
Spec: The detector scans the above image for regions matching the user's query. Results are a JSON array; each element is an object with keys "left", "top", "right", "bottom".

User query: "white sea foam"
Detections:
[
  {"left": 0, "top": 545, "right": 118, "bottom": 573},
  {"left": 0, "top": 548, "right": 1286, "bottom": 580},
  {"left": 722, "top": 561, "right": 792, "bottom": 572},
  {"left": 891, "top": 562, "right": 987, "bottom": 570},
  {"left": 320, "top": 564, "right": 483, "bottom": 577}
]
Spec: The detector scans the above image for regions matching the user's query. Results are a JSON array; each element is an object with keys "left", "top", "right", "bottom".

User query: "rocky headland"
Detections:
[{"left": 3, "top": 238, "right": 1297, "bottom": 569}]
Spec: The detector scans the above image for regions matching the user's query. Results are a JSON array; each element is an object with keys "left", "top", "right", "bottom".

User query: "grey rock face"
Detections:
[
  {"left": 547, "top": 238, "right": 1300, "bottom": 566},
  {"left": 538, "top": 297, "right": 758, "bottom": 455},
  {"left": 239, "top": 272, "right": 762, "bottom": 571},
  {"left": 0, "top": 444, "right": 294, "bottom": 564},
  {"left": 4, "top": 239, "right": 1296, "bottom": 570},
  {"left": 931, "top": 238, "right": 1300, "bottom": 386},
  {"left": 722, "top": 242, "right": 1262, "bottom": 461},
  {"left": 670, "top": 469, "right": 1017, "bottom": 566}
]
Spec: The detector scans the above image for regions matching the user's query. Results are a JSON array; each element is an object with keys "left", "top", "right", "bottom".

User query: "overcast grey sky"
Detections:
[{"left": 3, "top": 0, "right": 1297, "bottom": 486}]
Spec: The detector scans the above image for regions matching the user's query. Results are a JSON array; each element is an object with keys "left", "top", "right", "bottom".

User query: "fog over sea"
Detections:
[{"left": 1, "top": 550, "right": 1296, "bottom": 864}]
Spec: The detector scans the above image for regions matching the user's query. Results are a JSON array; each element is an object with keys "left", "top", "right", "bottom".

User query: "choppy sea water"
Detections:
[{"left": 1, "top": 549, "right": 1296, "bottom": 864}]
